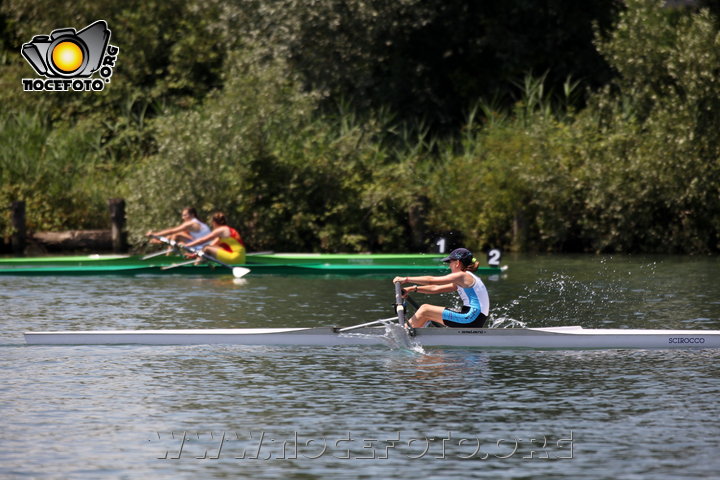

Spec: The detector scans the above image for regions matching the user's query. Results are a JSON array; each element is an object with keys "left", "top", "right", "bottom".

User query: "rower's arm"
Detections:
[
  {"left": 395, "top": 272, "right": 464, "bottom": 286},
  {"left": 149, "top": 220, "right": 201, "bottom": 237},
  {"left": 411, "top": 283, "right": 455, "bottom": 294},
  {"left": 184, "top": 228, "right": 221, "bottom": 248},
  {"left": 148, "top": 222, "right": 184, "bottom": 237}
]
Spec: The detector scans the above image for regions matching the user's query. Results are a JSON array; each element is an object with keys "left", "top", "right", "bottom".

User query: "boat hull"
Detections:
[
  {"left": 23, "top": 326, "right": 720, "bottom": 349},
  {"left": 0, "top": 252, "right": 444, "bottom": 267},
  {"left": 0, "top": 263, "right": 499, "bottom": 276},
  {"left": 246, "top": 253, "right": 445, "bottom": 265},
  {"left": 0, "top": 253, "right": 505, "bottom": 276}
]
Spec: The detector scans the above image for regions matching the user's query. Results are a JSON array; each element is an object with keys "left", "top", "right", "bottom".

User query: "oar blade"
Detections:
[{"left": 232, "top": 267, "right": 251, "bottom": 278}]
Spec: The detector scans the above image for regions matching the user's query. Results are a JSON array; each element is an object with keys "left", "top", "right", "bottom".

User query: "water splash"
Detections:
[
  {"left": 494, "top": 256, "right": 665, "bottom": 327},
  {"left": 383, "top": 323, "right": 426, "bottom": 355},
  {"left": 336, "top": 321, "right": 426, "bottom": 354},
  {"left": 489, "top": 316, "right": 527, "bottom": 329}
]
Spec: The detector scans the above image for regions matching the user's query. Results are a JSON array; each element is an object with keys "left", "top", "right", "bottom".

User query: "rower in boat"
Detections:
[
  {"left": 393, "top": 247, "right": 489, "bottom": 329},
  {"left": 146, "top": 207, "right": 211, "bottom": 246},
  {"left": 182, "top": 212, "right": 246, "bottom": 264}
]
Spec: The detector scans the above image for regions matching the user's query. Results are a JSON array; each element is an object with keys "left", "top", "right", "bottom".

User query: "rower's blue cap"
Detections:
[{"left": 442, "top": 248, "right": 473, "bottom": 266}]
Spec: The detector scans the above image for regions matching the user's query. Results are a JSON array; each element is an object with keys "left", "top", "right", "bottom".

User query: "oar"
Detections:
[
  {"left": 336, "top": 317, "right": 397, "bottom": 333},
  {"left": 161, "top": 258, "right": 198, "bottom": 270},
  {"left": 394, "top": 282, "right": 406, "bottom": 326},
  {"left": 150, "top": 235, "right": 250, "bottom": 279},
  {"left": 246, "top": 250, "right": 274, "bottom": 256},
  {"left": 141, "top": 247, "right": 176, "bottom": 260},
  {"left": 186, "top": 247, "right": 251, "bottom": 279},
  {"left": 403, "top": 291, "right": 421, "bottom": 311},
  {"left": 337, "top": 284, "right": 414, "bottom": 333},
  {"left": 401, "top": 289, "right": 443, "bottom": 327},
  {"left": 149, "top": 234, "right": 178, "bottom": 249}
]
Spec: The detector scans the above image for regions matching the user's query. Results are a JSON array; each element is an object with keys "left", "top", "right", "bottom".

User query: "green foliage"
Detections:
[
  {"left": 427, "top": 75, "right": 584, "bottom": 253},
  {"left": 0, "top": 0, "right": 226, "bottom": 161},
  {"left": 582, "top": 0, "right": 720, "bottom": 252},
  {"left": 126, "top": 53, "right": 428, "bottom": 252},
  {"left": 222, "top": 0, "right": 618, "bottom": 130},
  {"left": 0, "top": 111, "right": 119, "bottom": 234},
  {"left": 426, "top": 0, "right": 720, "bottom": 254},
  {"left": 1, "top": 0, "right": 719, "bottom": 254}
]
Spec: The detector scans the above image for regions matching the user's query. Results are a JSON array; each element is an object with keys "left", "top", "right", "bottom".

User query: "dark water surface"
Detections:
[{"left": 1, "top": 254, "right": 719, "bottom": 479}]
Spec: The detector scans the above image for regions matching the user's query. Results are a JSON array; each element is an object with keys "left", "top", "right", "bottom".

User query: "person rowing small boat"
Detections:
[
  {"left": 146, "top": 207, "right": 211, "bottom": 246},
  {"left": 182, "top": 212, "right": 246, "bottom": 264},
  {"left": 393, "top": 247, "right": 490, "bottom": 329}
]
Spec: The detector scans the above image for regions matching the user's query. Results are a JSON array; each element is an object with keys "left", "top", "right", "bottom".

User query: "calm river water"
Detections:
[{"left": 1, "top": 254, "right": 719, "bottom": 479}]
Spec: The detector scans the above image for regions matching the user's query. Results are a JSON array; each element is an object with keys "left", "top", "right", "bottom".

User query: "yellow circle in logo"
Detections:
[{"left": 52, "top": 41, "right": 83, "bottom": 73}]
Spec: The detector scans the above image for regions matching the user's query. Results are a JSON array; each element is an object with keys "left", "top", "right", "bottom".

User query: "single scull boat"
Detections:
[
  {"left": 22, "top": 285, "right": 720, "bottom": 350},
  {"left": 22, "top": 325, "right": 720, "bottom": 349}
]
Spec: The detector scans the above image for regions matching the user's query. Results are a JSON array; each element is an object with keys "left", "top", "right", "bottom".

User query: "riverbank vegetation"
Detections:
[{"left": 1, "top": 0, "right": 718, "bottom": 253}]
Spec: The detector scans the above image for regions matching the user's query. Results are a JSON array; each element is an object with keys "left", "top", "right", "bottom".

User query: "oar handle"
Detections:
[
  {"left": 150, "top": 234, "right": 178, "bottom": 248},
  {"left": 191, "top": 248, "right": 232, "bottom": 268},
  {"left": 394, "top": 282, "right": 406, "bottom": 326},
  {"left": 150, "top": 234, "right": 223, "bottom": 264}
]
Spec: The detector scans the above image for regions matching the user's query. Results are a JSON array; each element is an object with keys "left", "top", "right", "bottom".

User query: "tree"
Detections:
[{"left": 220, "top": 0, "right": 619, "bottom": 131}]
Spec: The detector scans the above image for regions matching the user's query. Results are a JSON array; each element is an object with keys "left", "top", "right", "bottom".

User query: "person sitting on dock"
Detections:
[
  {"left": 393, "top": 248, "right": 490, "bottom": 329},
  {"left": 146, "top": 207, "right": 212, "bottom": 246},
  {"left": 182, "top": 212, "right": 246, "bottom": 264}
]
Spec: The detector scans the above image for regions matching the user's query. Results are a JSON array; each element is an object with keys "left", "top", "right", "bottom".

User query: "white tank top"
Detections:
[
  {"left": 188, "top": 218, "right": 211, "bottom": 241},
  {"left": 456, "top": 272, "right": 490, "bottom": 316}
]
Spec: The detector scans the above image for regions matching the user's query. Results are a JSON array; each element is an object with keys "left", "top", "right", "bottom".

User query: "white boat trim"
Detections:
[{"left": 23, "top": 326, "right": 720, "bottom": 349}]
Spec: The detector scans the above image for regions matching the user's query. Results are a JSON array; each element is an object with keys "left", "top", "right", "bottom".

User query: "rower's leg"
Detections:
[
  {"left": 408, "top": 304, "right": 445, "bottom": 328},
  {"left": 166, "top": 233, "right": 192, "bottom": 255},
  {"left": 169, "top": 232, "right": 192, "bottom": 243}
]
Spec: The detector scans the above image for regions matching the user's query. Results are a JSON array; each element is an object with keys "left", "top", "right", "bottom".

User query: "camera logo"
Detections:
[{"left": 21, "top": 20, "right": 119, "bottom": 92}]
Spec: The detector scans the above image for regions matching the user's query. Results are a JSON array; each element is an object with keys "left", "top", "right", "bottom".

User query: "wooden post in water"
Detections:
[
  {"left": 11, "top": 201, "right": 26, "bottom": 255},
  {"left": 109, "top": 198, "right": 127, "bottom": 253},
  {"left": 408, "top": 195, "right": 429, "bottom": 251},
  {"left": 512, "top": 209, "right": 528, "bottom": 252}
]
